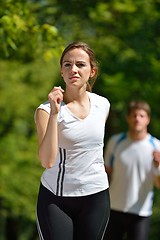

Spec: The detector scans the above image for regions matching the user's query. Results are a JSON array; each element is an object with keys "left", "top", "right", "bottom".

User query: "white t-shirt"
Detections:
[
  {"left": 104, "top": 132, "right": 160, "bottom": 216},
  {"left": 37, "top": 92, "right": 110, "bottom": 196}
]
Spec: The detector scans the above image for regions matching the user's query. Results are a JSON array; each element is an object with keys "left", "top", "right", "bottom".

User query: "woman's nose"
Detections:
[{"left": 71, "top": 64, "right": 78, "bottom": 73}]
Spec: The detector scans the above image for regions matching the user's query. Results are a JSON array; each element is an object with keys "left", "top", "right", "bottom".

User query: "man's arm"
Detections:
[{"left": 153, "top": 151, "right": 160, "bottom": 189}]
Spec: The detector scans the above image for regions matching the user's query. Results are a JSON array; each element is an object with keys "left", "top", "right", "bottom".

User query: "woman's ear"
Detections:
[{"left": 90, "top": 68, "right": 96, "bottom": 78}]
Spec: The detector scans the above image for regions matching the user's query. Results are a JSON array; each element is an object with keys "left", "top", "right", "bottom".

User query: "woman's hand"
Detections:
[{"left": 48, "top": 86, "right": 64, "bottom": 115}]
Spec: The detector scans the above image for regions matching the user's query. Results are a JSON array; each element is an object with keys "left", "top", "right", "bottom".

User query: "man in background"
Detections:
[{"left": 104, "top": 100, "right": 160, "bottom": 240}]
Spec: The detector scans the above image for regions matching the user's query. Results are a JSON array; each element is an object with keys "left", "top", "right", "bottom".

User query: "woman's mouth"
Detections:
[{"left": 69, "top": 76, "right": 79, "bottom": 82}]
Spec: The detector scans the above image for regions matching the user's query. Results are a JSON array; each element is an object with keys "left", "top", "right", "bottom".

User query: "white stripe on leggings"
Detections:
[{"left": 36, "top": 212, "right": 44, "bottom": 240}]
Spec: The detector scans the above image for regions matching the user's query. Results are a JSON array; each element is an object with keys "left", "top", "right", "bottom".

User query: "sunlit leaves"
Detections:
[{"left": 0, "top": 0, "right": 60, "bottom": 61}]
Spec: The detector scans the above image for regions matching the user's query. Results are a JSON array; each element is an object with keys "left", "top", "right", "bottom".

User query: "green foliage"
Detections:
[
  {"left": 150, "top": 189, "right": 160, "bottom": 240},
  {"left": 87, "top": 0, "right": 160, "bottom": 136},
  {"left": 0, "top": 0, "right": 63, "bottom": 61},
  {"left": 0, "top": 58, "right": 59, "bottom": 239}
]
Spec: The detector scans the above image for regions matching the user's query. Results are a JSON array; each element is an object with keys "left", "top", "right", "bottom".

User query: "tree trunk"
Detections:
[{"left": 5, "top": 216, "right": 19, "bottom": 240}]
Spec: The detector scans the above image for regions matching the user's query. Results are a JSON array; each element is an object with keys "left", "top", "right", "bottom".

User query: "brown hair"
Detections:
[
  {"left": 127, "top": 101, "right": 151, "bottom": 116},
  {"left": 60, "top": 41, "right": 98, "bottom": 92}
]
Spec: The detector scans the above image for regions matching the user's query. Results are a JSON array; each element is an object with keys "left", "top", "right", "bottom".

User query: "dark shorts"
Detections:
[
  {"left": 37, "top": 183, "right": 110, "bottom": 240},
  {"left": 103, "top": 209, "right": 151, "bottom": 240}
]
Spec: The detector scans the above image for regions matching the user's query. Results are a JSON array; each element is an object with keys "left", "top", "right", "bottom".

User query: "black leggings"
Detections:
[
  {"left": 103, "top": 210, "right": 151, "bottom": 240},
  {"left": 36, "top": 184, "right": 110, "bottom": 240}
]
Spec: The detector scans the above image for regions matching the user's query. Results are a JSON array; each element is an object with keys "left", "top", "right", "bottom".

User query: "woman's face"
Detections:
[{"left": 61, "top": 48, "right": 96, "bottom": 89}]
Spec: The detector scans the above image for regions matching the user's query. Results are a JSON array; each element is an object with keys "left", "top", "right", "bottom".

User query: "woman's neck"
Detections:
[{"left": 63, "top": 87, "right": 88, "bottom": 104}]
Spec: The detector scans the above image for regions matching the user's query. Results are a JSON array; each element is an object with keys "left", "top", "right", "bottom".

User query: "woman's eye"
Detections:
[
  {"left": 64, "top": 63, "right": 71, "bottom": 67},
  {"left": 63, "top": 62, "right": 86, "bottom": 68},
  {"left": 77, "top": 63, "right": 85, "bottom": 67}
]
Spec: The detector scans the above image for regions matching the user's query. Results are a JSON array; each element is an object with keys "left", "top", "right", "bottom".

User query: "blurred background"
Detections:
[{"left": 0, "top": 0, "right": 160, "bottom": 239}]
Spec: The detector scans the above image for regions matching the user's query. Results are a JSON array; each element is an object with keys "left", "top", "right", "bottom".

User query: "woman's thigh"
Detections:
[
  {"left": 73, "top": 189, "right": 110, "bottom": 240},
  {"left": 37, "top": 184, "right": 110, "bottom": 240},
  {"left": 36, "top": 184, "right": 73, "bottom": 240},
  {"left": 103, "top": 210, "right": 124, "bottom": 240}
]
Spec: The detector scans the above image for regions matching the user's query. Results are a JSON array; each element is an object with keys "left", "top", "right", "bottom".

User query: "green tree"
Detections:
[
  {"left": 0, "top": 0, "right": 63, "bottom": 239},
  {"left": 0, "top": 0, "right": 63, "bottom": 61}
]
